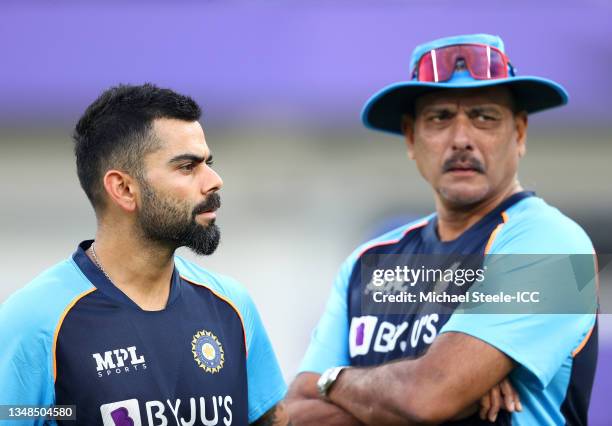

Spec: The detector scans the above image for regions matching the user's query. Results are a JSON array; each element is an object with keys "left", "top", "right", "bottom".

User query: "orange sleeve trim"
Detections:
[
  {"left": 484, "top": 210, "right": 509, "bottom": 255},
  {"left": 572, "top": 325, "right": 595, "bottom": 357},
  {"left": 52, "top": 288, "right": 96, "bottom": 382},
  {"left": 180, "top": 275, "right": 249, "bottom": 358},
  {"left": 484, "top": 225, "right": 503, "bottom": 255}
]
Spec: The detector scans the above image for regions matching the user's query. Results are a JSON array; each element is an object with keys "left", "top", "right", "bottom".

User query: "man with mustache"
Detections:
[
  {"left": 0, "top": 84, "right": 290, "bottom": 426},
  {"left": 286, "top": 34, "right": 597, "bottom": 425}
]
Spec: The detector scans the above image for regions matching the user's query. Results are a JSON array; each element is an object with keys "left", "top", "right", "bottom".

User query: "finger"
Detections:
[
  {"left": 499, "top": 379, "right": 516, "bottom": 412},
  {"left": 488, "top": 385, "right": 501, "bottom": 423},
  {"left": 501, "top": 378, "right": 522, "bottom": 412},
  {"left": 480, "top": 393, "right": 491, "bottom": 420}
]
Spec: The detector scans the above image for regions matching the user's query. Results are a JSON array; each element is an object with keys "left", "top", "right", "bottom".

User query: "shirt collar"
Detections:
[
  {"left": 72, "top": 240, "right": 182, "bottom": 310},
  {"left": 422, "top": 191, "right": 535, "bottom": 248}
]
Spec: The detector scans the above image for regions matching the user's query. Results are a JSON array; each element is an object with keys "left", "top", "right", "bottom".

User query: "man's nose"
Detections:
[
  {"left": 201, "top": 165, "right": 223, "bottom": 194},
  {"left": 450, "top": 113, "right": 473, "bottom": 151}
]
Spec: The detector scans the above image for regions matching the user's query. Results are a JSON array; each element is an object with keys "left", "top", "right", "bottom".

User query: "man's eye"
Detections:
[
  {"left": 180, "top": 163, "right": 195, "bottom": 172},
  {"left": 429, "top": 112, "right": 451, "bottom": 122},
  {"left": 205, "top": 159, "right": 214, "bottom": 167},
  {"left": 476, "top": 113, "right": 496, "bottom": 122}
]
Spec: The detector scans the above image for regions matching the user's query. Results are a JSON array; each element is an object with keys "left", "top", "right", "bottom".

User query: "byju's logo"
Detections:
[
  {"left": 348, "top": 316, "right": 378, "bottom": 357},
  {"left": 100, "top": 399, "right": 142, "bottom": 426},
  {"left": 92, "top": 346, "right": 147, "bottom": 377},
  {"left": 348, "top": 314, "right": 440, "bottom": 358},
  {"left": 101, "top": 396, "right": 234, "bottom": 426}
]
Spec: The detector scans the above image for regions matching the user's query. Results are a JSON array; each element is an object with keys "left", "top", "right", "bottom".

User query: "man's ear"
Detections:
[
  {"left": 102, "top": 170, "right": 139, "bottom": 213},
  {"left": 515, "top": 111, "right": 528, "bottom": 158},
  {"left": 402, "top": 114, "right": 416, "bottom": 160}
]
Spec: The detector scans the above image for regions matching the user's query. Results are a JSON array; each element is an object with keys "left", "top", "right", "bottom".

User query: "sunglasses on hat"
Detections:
[{"left": 412, "top": 43, "right": 516, "bottom": 82}]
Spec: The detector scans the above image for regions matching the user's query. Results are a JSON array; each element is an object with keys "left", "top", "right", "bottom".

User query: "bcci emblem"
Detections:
[{"left": 191, "top": 330, "right": 225, "bottom": 373}]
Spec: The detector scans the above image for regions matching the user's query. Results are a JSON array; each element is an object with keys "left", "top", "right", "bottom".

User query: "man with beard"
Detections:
[
  {"left": 286, "top": 34, "right": 598, "bottom": 425},
  {"left": 0, "top": 84, "right": 289, "bottom": 426}
]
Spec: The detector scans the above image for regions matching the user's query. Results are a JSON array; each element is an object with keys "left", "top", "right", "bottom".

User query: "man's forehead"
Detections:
[
  {"left": 415, "top": 87, "right": 514, "bottom": 110},
  {"left": 151, "top": 117, "right": 209, "bottom": 155}
]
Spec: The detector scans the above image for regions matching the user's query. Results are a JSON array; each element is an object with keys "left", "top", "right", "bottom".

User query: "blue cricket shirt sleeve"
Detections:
[
  {"left": 0, "top": 259, "right": 89, "bottom": 425},
  {"left": 298, "top": 219, "right": 432, "bottom": 375},
  {"left": 440, "top": 203, "right": 597, "bottom": 388},
  {"left": 298, "top": 253, "right": 356, "bottom": 374},
  {"left": 0, "top": 292, "right": 54, "bottom": 413},
  {"left": 243, "top": 294, "right": 287, "bottom": 423},
  {"left": 219, "top": 277, "right": 287, "bottom": 424}
]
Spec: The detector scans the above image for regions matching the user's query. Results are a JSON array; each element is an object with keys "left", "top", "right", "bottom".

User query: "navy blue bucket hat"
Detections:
[{"left": 361, "top": 34, "right": 569, "bottom": 136}]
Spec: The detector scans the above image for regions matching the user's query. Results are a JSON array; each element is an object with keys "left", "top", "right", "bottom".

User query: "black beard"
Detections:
[{"left": 138, "top": 183, "right": 221, "bottom": 256}]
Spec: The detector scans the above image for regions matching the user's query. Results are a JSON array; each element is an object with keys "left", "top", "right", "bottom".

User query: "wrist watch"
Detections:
[{"left": 317, "top": 366, "right": 349, "bottom": 399}]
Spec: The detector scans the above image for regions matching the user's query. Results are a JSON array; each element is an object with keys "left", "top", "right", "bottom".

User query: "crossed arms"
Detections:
[{"left": 286, "top": 331, "right": 518, "bottom": 425}]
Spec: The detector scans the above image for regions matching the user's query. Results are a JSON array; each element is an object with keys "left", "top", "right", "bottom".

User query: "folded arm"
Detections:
[{"left": 327, "top": 332, "right": 514, "bottom": 425}]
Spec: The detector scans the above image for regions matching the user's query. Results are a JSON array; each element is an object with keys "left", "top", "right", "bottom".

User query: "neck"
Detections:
[
  {"left": 435, "top": 182, "right": 522, "bottom": 242},
  {"left": 88, "top": 221, "right": 176, "bottom": 311}
]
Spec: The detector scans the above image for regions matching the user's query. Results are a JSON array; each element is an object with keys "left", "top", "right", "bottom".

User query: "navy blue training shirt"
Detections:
[
  {"left": 0, "top": 240, "right": 287, "bottom": 425},
  {"left": 300, "top": 192, "right": 598, "bottom": 425}
]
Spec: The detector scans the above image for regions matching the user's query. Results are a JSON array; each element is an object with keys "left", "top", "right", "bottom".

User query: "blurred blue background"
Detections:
[{"left": 1, "top": 1, "right": 611, "bottom": 423}]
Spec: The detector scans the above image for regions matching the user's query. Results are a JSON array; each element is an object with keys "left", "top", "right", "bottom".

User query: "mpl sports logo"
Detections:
[
  {"left": 100, "top": 396, "right": 234, "bottom": 426},
  {"left": 92, "top": 345, "right": 147, "bottom": 377}
]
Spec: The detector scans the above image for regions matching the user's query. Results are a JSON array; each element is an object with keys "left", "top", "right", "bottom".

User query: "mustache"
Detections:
[
  {"left": 442, "top": 152, "right": 485, "bottom": 174},
  {"left": 192, "top": 192, "right": 221, "bottom": 217}
]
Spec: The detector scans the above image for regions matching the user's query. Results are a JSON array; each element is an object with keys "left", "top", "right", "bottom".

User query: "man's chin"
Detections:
[
  {"left": 438, "top": 185, "right": 490, "bottom": 208},
  {"left": 188, "top": 244, "right": 219, "bottom": 256},
  {"left": 184, "top": 225, "right": 221, "bottom": 256}
]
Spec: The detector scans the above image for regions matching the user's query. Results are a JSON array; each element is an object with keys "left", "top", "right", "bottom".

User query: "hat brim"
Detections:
[{"left": 361, "top": 76, "right": 569, "bottom": 136}]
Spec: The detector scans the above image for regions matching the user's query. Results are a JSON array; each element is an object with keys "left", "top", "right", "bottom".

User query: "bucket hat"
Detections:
[{"left": 361, "top": 34, "right": 569, "bottom": 135}]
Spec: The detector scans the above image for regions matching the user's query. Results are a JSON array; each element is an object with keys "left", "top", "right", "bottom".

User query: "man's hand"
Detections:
[
  {"left": 252, "top": 401, "right": 292, "bottom": 426},
  {"left": 479, "top": 378, "right": 522, "bottom": 423}
]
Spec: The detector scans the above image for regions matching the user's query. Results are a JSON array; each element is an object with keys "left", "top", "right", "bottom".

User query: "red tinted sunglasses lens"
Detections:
[
  {"left": 416, "top": 51, "right": 435, "bottom": 81},
  {"left": 488, "top": 48, "right": 508, "bottom": 78},
  {"left": 461, "top": 44, "right": 508, "bottom": 79},
  {"left": 417, "top": 50, "right": 456, "bottom": 82}
]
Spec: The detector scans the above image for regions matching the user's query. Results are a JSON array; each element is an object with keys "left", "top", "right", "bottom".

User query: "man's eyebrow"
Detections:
[
  {"left": 467, "top": 105, "right": 503, "bottom": 114},
  {"left": 167, "top": 153, "right": 211, "bottom": 165},
  {"left": 421, "top": 105, "right": 456, "bottom": 114}
]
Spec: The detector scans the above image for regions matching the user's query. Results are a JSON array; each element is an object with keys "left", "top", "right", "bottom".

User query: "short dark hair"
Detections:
[{"left": 73, "top": 83, "right": 201, "bottom": 211}]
